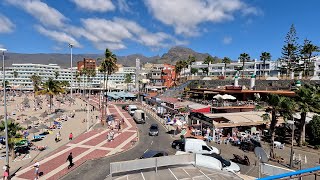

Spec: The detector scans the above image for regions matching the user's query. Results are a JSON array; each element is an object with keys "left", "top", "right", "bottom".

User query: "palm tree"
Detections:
[
  {"left": 0, "top": 119, "right": 24, "bottom": 159},
  {"left": 80, "top": 68, "right": 88, "bottom": 95},
  {"left": 174, "top": 60, "right": 183, "bottom": 85},
  {"left": 260, "top": 52, "right": 271, "bottom": 78},
  {"left": 222, "top": 57, "right": 231, "bottom": 78},
  {"left": 36, "top": 78, "right": 65, "bottom": 112},
  {"left": 99, "top": 49, "right": 118, "bottom": 121},
  {"left": 124, "top": 73, "right": 132, "bottom": 91},
  {"left": 300, "top": 39, "right": 319, "bottom": 78},
  {"left": 239, "top": 53, "right": 250, "bottom": 78},
  {"left": 54, "top": 71, "right": 60, "bottom": 80},
  {"left": 75, "top": 71, "right": 80, "bottom": 93},
  {"left": 203, "top": 56, "right": 214, "bottom": 76},
  {"left": 86, "top": 69, "right": 96, "bottom": 97},
  {"left": 30, "top": 74, "right": 42, "bottom": 96},
  {"left": 265, "top": 94, "right": 296, "bottom": 158},
  {"left": 187, "top": 55, "right": 196, "bottom": 67},
  {"left": 294, "top": 84, "right": 320, "bottom": 146}
]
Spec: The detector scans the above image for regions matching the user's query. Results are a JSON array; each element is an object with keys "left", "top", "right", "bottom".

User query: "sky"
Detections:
[{"left": 0, "top": 0, "right": 320, "bottom": 60}]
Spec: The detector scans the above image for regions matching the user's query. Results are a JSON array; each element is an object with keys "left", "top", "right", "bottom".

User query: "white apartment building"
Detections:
[
  {"left": 0, "top": 63, "right": 136, "bottom": 90},
  {"left": 185, "top": 60, "right": 278, "bottom": 78}
]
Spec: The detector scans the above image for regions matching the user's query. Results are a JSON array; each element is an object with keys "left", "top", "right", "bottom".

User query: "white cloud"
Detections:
[
  {"left": 71, "top": 0, "right": 115, "bottom": 12},
  {"left": 144, "top": 0, "right": 259, "bottom": 36},
  {"left": 117, "top": 0, "right": 130, "bottom": 13},
  {"left": 36, "top": 25, "right": 81, "bottom": 48},
  {"left": 67, "top": 17, "right": 184, "bottom": 50},
  {"left": 223, "top": 36, "right": 232, "bottom": 44},
  {"left": 0, "top": 14, "right": 15, "bottom": 33},
  {"left": 6, "top": 0, "right": 67, "bottom": 27}
]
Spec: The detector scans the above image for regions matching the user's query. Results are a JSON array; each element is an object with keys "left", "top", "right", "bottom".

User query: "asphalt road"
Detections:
[{"left": 61, "top": 108, "right": 176, "bottom": 180}]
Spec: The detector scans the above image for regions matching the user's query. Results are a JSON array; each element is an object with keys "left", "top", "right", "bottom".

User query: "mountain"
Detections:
[
  {"left": 158, "top": 46, "right": 213, "bottom": 64},
  {"left": 3, "top": 46, "right": 214, "bottom": 68}
]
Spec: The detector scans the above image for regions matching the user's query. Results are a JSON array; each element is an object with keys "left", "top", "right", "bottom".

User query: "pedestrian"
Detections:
[
  {"left": 66, "top": 152, "right": 73, "bottom": 169},
  {"left": 69, "top": 133, "right": 73, "bottom": 140},
  {"left": 33, "top": 160, "right": 40, "bottom": 180},
  {"left": 2, "top": 165, "right": 9, "bottom": 180}
]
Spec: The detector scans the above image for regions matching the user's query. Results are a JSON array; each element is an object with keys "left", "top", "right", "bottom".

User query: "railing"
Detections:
[
  {"left": 109, "top": 154, "right": 196, "bottom": 177},
  {"left": 136, "top": 104, "right": 176, "bottom": 132}
]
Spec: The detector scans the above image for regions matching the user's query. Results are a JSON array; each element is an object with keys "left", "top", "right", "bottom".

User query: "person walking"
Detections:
[
  {"left": 69, "top": 133, "right": 73, "bottom": 140},
  {"left": 2, "top": 165, "right": 9, "bottom": 180},
  {"left": 33, "top": 160, "right": 40, "bottom": 180},
  {"left": 66, "top": 152, "right": 73, "bottom": 169}
]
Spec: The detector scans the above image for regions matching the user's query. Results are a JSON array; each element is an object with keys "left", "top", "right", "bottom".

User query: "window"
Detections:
[{"left": 202, "top": 145, "right": 211, "bottom": 151}]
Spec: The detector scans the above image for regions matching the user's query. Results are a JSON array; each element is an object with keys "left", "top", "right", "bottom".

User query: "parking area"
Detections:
[{"left": 111, "top": 165, "right": 242, "bottom": 180}]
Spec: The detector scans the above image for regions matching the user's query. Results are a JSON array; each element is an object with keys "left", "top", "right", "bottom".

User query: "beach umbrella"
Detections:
[
  {"left": 213, "top": 94, "right": 223, "bottom": 100},
  {"left": 19, "top": 113, "right": 27, "bottom": 117},
  {"left": 22, "top": 120, "right": 32, "bottom": 127},
  {"left": 46, "top": 117, "right": 55, "bottom": 126},
  {"left": 29, "top": 127, "right": 39, "bottom": 138},
  {"left": 221, "top": 94, "right": 236, "bottom": 100},
  {"left": 29, "top": 116, "right": 39, "bottom": 122},
  {"left": 39, "top": 112, "right": 48, "bottom": 118},
  {"left": 38, "top": 124, "right": 48, "bottom": 132}
]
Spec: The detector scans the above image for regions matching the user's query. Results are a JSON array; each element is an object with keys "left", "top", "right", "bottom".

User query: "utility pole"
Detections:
[{"left": 69, "top": 43, "right": 73, "bottom": 98}]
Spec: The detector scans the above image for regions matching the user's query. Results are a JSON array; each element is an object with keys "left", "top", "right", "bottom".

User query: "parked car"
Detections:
[
  {"left": 203, "top": 153, "right": 240, "bottom": 173},
  {"left": 149, "top": 124, "right": 159, "bottom": 136},
  {"left": 171, "top": 137, "right": 197, "bottom": 151},
  {"left": 239, "top": 139, "right": 261, "bottom": 151},
  {"left": 140, "top": 150, "right": 168, "bottom": 159},
  {"left": 184, "top": 139, "right": 220, "bottom": 154},
  {"left": 194, "top": 154, "right": 222, "bottom": 170}
]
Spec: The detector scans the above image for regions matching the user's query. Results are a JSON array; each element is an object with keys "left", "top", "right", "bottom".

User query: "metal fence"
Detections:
[
  {"left": 261, "top": 163, "right": 294, "bottom": 176},
  {"left": 109, "top": 154, "right": 195, "bottom": 177}
]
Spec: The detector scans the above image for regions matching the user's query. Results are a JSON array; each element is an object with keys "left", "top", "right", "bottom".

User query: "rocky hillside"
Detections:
[{"left": 3, "top": 46, "right": 216, "bottom": 68}]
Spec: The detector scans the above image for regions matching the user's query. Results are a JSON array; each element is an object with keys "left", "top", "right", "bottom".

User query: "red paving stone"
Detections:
[
  {"left": 18, "top": 147, "right": 88, "bottom": 179},
  {"left": 70, "top": 130, "right": 102, "bottom": 144},
  {"left": 82, "top": 131, "right": 109, "bottom": 146},
  {"left": 102, "top": 131, "right": 136, "bottom": 148},
  {"left": 47, "top": 149, "right": 109, "bottom": 180}
]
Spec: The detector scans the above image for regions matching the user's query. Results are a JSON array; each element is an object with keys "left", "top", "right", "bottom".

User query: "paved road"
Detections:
[{"left": 61, "top": 107, "right": 176, "bottom": 180}]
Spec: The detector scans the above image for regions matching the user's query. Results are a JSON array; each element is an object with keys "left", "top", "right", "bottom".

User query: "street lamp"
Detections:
[
  {"left": 69, "top": 43, "right": 73, "bottom": 98},
  {"left": 287, "top": 120, "right": 295, "bottom": 168},
  {"left": 1, "top": 48, "right": 9, "bottom": 170}
]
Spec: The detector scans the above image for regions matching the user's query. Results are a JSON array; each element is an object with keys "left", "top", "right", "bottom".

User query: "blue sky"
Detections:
[{"left": 0, "top": 0, "right": 319, "bottom": 60}]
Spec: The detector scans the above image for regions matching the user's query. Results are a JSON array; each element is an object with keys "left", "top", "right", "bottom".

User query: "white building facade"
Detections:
[{"left": 0, "top": 63, "right": 136, "bottom": 91}]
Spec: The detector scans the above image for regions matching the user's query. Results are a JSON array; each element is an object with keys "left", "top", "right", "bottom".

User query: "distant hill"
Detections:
[{"left": 3, "top": 46, "right": 218, "bottom": 68}]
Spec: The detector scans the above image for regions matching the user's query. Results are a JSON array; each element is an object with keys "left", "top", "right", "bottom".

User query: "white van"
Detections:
[
  {"left": 128, "top": 105, "right": 137, "bottom": 115},
  {"left": 133, "top": 110, "right": 146, "bottom": 124},
  {"left": 175, "top": 152, "right": 222, "bottom": 170},
  {"left": 184, "top": 139, "right": 220, "bottom": 154}
]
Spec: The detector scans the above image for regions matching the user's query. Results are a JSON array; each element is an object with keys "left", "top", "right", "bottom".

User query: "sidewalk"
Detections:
[{"left": 13, "top": 104, "right": 138, "bottom": 180}]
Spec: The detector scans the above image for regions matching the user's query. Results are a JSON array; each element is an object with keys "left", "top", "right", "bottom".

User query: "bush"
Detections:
[
  {"left": 314, "top": 145, "right": 320, "bottom": 150},
  {"left": 302, "top": 141, "right": 309, "bottom": 146},
  {"left": 308, "top": 115, "right": 320, "bottom": 144}
]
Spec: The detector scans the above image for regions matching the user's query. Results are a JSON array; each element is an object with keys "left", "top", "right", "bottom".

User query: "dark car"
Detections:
[
  {"left": 171, "top": 137, "right": 197, "bottom": 150},
  {"left": 239, "top": 139, "right": 262, "bottom": 151},
  {"left": 140, "top": 150, "right": 168, "bottom": 159},
  {"left": 149, "top": 124, "right": 159, "bottom": 136}
]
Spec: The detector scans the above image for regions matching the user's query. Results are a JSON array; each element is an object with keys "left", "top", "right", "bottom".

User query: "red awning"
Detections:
[{"left": 191, "top": 106, "right": 211, "bottom": 113}]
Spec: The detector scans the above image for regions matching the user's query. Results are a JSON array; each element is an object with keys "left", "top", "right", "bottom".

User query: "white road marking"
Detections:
[
  {"left": 151, "top": 140, "right": 153, "bottom": 145},
  {"left": 141, "top": 172, "right": 146, "bottom": 180},
  {"left": 182, "top": 168, "right": 190, "bottom": 177},
  {"left": 168, "top": 168, "right": 179, "bottom": 180},
  {"left": 144, "top": 149, "right": 149, "bottom": 153}
]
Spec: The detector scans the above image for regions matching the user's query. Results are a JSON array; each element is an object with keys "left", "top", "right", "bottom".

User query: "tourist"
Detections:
[
  {"left": 2, "top": 165, "right": 9, "bottom": 180},
  {"left": 33, "top": 160, "right": 40, "bottom": 180},
  {"left": 69, "top": 133, "right": 73, "bottom": 140},
  {"left": 66, "top": 152, "right": 73, "bottom": 169}
]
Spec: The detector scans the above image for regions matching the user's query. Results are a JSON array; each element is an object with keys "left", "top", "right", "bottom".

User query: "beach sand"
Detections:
[{"left": 0, "top": 93, "right": 100, "bottom": 173}]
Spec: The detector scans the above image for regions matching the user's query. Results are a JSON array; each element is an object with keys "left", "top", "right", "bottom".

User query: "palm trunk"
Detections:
[
  {"left": 298, "top": 112, "right": 307, "bottom": 146},
  {"left": 49, "top": 95, "right": 52, "bottom": 113},
  {"left": 269, "top": 110, "right": 277, "bottom": 158},
  {"left": 224, "top": 64, "right": 227, "bottom": 78}
]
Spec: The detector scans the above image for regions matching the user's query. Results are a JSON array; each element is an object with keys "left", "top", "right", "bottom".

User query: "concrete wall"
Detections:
[{"left": 188, "top": 79, "right": 320, "bottom": 90}]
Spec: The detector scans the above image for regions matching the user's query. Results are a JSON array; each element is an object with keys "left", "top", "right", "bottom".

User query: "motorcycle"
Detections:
[{"left": 231, "top": 154, "right": 250, "bottom": 166}]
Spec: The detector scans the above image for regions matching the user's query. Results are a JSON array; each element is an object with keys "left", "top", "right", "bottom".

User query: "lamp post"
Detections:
[
  {"left": 1, "top": 48, "right": 9, "bottom": 170},
  {"left": 288, "top": 120, "right": 295, "bottom": 168},
  {"left": 69, "top": 43, "right": 73, "bottom": 98}
]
